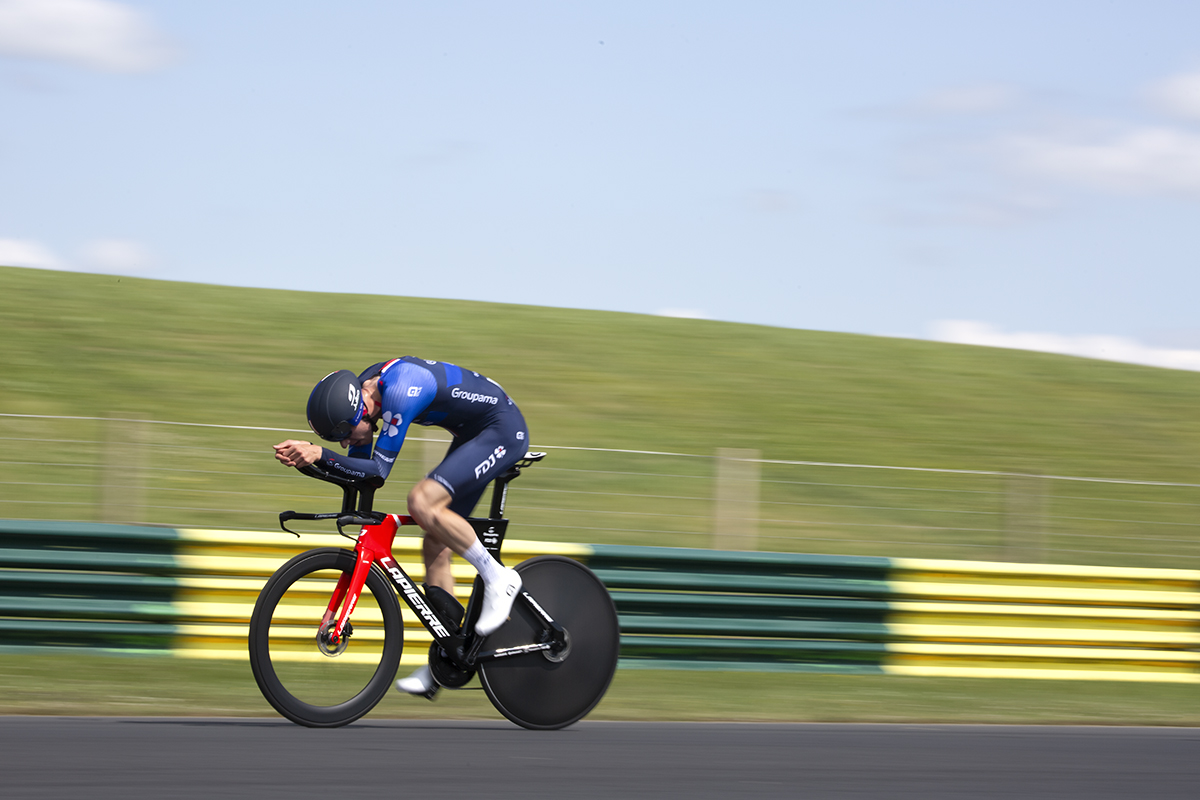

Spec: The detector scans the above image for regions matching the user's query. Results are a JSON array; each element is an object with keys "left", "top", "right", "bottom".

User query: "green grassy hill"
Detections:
[
  {"left": 1, "top": 265, "right": 1197, "bottom": 566},
  {"left": 4, "top": 265, "right": 1198, "bottom": 477}
]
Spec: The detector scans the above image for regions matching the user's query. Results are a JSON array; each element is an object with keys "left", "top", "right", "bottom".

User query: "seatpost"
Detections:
[
  {"left": 484, "top": 453, "right": 543, "bottom": 519},
  {"left": 487, "top": 468, "right": 517, "bottom": 519}
]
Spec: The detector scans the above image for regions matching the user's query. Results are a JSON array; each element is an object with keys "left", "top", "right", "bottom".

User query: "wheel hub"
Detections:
[
  {"left": 316, "top": 620, "right": 352, "bottom": 656},
  {"left": 543, "top": 627, "right": 571, "bottom": 663}
]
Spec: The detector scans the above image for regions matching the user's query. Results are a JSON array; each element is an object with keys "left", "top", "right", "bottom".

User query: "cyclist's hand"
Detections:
[{"left": 274, "top": 440, "right": 323, "bottom": 468}]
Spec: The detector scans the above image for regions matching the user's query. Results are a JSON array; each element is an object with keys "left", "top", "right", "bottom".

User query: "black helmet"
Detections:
[{"left": 306, "top": 370, "right": 364, "bottom": 442}]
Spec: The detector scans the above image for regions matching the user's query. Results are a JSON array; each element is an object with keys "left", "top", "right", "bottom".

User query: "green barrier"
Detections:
[
  {"left": 588, "top": 543, "right": 894, "bottom": 671},
  {"left": 1, "top": 520, "right": 1198, "bottom": 681}
]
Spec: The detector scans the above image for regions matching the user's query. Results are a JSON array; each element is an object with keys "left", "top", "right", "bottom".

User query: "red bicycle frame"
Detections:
[{"left": 282, "top": 454, "right": 555, "bottom": 668}]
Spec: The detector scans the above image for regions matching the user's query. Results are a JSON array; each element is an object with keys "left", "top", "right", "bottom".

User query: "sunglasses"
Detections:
[{"left": 327, "top": 399, "right": 367, "bottom": 441}]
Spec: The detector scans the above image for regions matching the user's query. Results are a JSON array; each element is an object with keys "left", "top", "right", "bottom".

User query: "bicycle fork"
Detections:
[{"left": 320, "top": 514, "right": 421, "bottom": 648}]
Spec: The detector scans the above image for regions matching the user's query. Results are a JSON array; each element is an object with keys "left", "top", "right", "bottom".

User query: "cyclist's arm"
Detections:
[{"left": 312, "top": 446, "right": 390, "bottom": 482}]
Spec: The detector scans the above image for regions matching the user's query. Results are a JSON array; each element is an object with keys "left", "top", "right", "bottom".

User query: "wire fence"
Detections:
[{"left": 1, "top": 413, "right": 1197, "bottom": 569}]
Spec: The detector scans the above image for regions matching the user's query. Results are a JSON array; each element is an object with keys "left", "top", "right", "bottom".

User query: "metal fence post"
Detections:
[
  {"left": 1003, "top": 472, "right": 1047, "bottom": 562},
  {"left": 714, "top": 447, "right": 760, "bottom": 551},
  {"left": 99, "top": 418, "right": 148, "bottom": 524}
]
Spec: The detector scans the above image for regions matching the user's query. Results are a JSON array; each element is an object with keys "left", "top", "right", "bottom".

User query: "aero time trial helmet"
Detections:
[{"left": 306, "top": 370, "right": 364, "bottom": 442}]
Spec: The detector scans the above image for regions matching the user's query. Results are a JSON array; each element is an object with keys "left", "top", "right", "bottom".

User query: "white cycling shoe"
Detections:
[
  {"left": 475, "top": 567, "right": 522, "bottom": 636},
  {"left": 395, "top": 664, "right": 438, "bottom": 699}
]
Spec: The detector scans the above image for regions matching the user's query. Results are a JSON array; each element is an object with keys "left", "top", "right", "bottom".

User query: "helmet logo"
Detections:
[{"left": 348, "top": 384, "right": 360, "bottom": 409}]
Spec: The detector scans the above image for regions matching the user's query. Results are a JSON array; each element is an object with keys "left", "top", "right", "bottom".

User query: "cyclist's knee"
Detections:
[{"left": 408, "top": 479, "right": 451, "bottom": 527}]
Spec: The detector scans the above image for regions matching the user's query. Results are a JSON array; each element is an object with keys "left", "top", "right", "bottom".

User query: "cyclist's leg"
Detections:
[
  {"left": 424, "top": 406, "right": 529, "bottom": 526},
  {"left": 397, "top": 482, "right": 500, "bottom": 697},
  {"left": 398, "top": 414, "right": 531, "bottom": 697},
  {"left": 408, "top": 477, "right": 521, "bottom": 635},
  {"left": 410, "top": 417, "right": 528, "bottom": 634},
  {"left": 409, "top": 410, "right": 527, "bottom": 569},
  {"left": 398, "top": 476, "right": 478, "bottom": 698},
  {"left": 422, "top": 534, "right": 454, "bottom": 594},
  {"left": 407, "top": 478, "right": 479, "bottom": 556}
]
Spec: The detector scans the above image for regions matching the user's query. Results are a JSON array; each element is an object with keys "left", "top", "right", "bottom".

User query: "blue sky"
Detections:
[{"left": 2, "top": 1, "right": 1199, "bottom": 370}]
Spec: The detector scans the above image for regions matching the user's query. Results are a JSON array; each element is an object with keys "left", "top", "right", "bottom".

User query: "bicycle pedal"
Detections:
[{"left": 420, "top": 685, "right": 440, "bottom": 701}]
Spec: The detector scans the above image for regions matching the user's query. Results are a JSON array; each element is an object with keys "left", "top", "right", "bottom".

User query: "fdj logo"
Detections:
[
  {"left": 474, "top": 446, "right": 507, "bottom": 479},
  {"left": 407, "top": 386, "right": 421, "bottom": 397}
]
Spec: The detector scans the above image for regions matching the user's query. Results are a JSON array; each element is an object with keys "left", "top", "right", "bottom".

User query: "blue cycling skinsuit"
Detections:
[{"left": 316, "top": 357, "right": 529, "bottom": 516}]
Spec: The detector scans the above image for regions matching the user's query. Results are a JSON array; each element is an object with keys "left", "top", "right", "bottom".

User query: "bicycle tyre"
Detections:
[
  {"left": 478, "top": 555, "right": 619, "bottom": 730},
  {"left": 249, "top": 547, "right": 403, "bottom": 727}
]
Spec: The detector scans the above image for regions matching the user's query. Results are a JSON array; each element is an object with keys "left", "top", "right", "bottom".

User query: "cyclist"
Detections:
[{"left": 273, "top": 357, "right": 528, "bottom": 698}]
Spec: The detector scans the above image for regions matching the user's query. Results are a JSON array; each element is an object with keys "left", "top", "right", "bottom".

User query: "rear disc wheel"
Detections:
[{"left": 479, "top": 556, "right": 619, "bottom": 730}]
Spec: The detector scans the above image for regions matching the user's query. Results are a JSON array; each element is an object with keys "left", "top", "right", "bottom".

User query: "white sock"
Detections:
[{"left": 462, "top": 541, "right": 501, "bottom": 585}]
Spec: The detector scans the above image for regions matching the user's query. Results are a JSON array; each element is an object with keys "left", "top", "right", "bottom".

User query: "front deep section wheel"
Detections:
[
  {"left": 249, "top": 548, "right": 403, "bottom": 727},
  {"left": 478, "top": 555, "right": 619, "bottom": 730}
]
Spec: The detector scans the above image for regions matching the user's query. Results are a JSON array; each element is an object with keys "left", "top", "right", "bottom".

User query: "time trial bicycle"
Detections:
[{"left": 248, "top": 451, "right": 619, "bottom": 729}]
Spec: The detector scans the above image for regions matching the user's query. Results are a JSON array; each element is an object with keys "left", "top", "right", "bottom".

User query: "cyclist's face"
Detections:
[
  {"left": 341, "top": 379, "right": 381, "bottom": 448},
  {"left": 341, "top": 418, "right": 375, "bottom": 448}
]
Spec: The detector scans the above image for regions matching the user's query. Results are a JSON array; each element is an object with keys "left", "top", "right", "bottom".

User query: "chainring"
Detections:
[{"left": 428, "top": 642, "right": 475, "bottom": 688}]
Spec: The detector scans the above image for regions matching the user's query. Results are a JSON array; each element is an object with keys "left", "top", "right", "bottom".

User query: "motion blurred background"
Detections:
[{"left": 1, "top": 2, "right": 1198, "bottom": 723}]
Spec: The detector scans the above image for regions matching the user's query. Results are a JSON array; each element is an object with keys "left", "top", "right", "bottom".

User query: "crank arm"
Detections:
[
  {"left": 517, "top": 590, "right": 567, "bottom": 644},
  {"left": 477, "top": 642, "right": 555, "bottom": 661}
]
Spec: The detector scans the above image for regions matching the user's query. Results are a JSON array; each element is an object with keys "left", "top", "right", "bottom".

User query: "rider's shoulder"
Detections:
[
  {"left": 383, "top": 355, "right": 439, "bottom": 370},
  {"left": 371, "top": 357, "right": 431, "bottom": 377},
  {"left": 379, "top": 358, "right": 438, "bottom": 396}
]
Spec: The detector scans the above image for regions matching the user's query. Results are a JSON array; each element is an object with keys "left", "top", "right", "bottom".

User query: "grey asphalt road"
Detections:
[{"left": 1, "top": 717, "right": 1197, "bottom": 799}]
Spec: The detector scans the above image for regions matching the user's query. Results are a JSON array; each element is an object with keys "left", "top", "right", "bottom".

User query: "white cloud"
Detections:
[
  {"left": 1147, "top": 71, "right": 1200, "bottom": 121},
  {"left": 891, "top": 71, "right": 1200, "bottom": 210},
  {"left": 992, "top": 70, "right": 1200, "bottom": 200},
  {"left": 79, "top": 239, "right": 156, "bottom": 272},
  {"left": 0, "top": 0, "right": 177, "bottom": 73},
  {"left": 0, "top": 237, "right": 158, "bottom": 274},
  {"left": 1004, "top": 125, "right": 1200, "bottom": 198},
  {"left": 656, "top": 308, "right": 709, "bottom": 320},
  {"left": 931, "top": 320, "right": 1200, "bottom": 372},
  {"left": 0, "top": 238, "right": 65, "bottom": 269}
]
